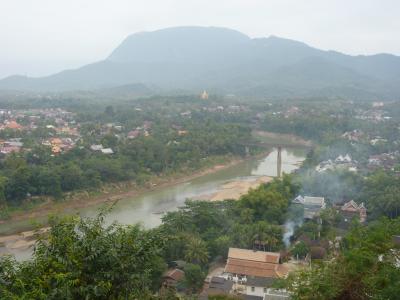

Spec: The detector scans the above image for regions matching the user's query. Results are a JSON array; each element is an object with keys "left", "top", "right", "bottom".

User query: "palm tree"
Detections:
[
  {"left": 184, "top": 237, "right": 209, "bottom": 265},
  {"left": 240, "top": 208, "right": 254, "bottom": 224}
]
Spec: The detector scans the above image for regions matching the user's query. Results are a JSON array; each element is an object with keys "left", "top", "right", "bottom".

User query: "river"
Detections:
[{"left": 0, "top": 147, "right": 306, "bottom": 260}]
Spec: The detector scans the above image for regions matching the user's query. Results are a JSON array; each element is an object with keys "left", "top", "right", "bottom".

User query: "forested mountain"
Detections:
[{"left": 1, "top": 26, "right": 400, "bottom": 99}]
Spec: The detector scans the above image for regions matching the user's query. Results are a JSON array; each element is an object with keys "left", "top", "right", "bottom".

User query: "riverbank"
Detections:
[
  {"left": 0, "top": 132, "right": 311, "bottom": 258},
  {"left": 196, "top": 175, "right": 273, "bottom": 201},
  {"left": 0, "top": 152, "right": 269, "bottom": 236},
  {"left": 0, "top": 152, "right": 276, "bottom": 258}
]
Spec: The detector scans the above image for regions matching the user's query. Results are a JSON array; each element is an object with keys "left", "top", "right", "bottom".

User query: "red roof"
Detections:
[
  {"left": 224, "top": 248, "right": 288, "bottom": 278},
  {"left": 5, "top": 121, "right": 23, "bottom": 130},
  {"left": 228, "top": 248, "right": 280, "bottom": 264},
  {"left": 163, "top": 269, "right": 184, "bottom": 282}
]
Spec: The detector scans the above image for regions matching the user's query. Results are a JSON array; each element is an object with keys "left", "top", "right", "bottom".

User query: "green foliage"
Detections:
[
  {"left": 238, "top": 175, "right": 296, "bottom": 223},
  {"left": 184, "top": 237, "right": 209, "bottom": 265},
  {"left": 291, "top": 241, "right": 309, "bottom": 259},
  {"left": 0, "top": 116, "right": 252, "bottom": 206},
  {"left": 183, "top": 264, "right": 206, "bottom": 294},
  {"left": 161, "top": 177, "right": 296, "bottom": 267},
  {"left": 287, "top": 218, "right": 400, "bottom": 300},
  {"left": 0, "top": 212, "right": 166, "bottom": 299},
  {"left": 361, "top": 170, "right": 400, "bottom": 219}
]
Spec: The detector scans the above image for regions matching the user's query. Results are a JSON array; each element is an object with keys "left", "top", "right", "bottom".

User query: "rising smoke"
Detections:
[{"left": 282, "top": 203, "right": 304, "bottom": 248}]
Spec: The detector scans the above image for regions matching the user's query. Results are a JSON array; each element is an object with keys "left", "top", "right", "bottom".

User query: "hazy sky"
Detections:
[{"left": 1, "top": 0, "right": 399, "bottom": 79}]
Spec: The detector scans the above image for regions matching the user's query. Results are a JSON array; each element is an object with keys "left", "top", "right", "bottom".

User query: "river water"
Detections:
[{"left": 0, "top": 147, "right": 306, "bottom": 260}]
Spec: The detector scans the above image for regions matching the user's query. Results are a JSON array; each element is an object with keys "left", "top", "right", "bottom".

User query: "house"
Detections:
[
  {"left": 178, "top": 130, "right": 188, "bottom": 136},
  {"left": 5, "top": 120, "right": 23, "bottom": 130},
  {"left": 224, "top": 248, "right": 288, "bottom": 281},
  {"left": 180, "top": 111, "right": 191, "bottom": 117},
  {"left": 245, "top": 277, "right": 275, "bottom": 298},
  {"left": 293, "top": 196, "right": 326, "bottom": 219},
  {"left": 101, "top": 148, "right": 114, "bottom": 154},
  {"left": 127, "top": 130, "right": 140, "bottom": 139},
  {"left": 90, "top": 144, "right": 103, "bottom": 151},
  {"left": 340, "top": 200, "right": 367, "bottom": 223},
  {"left": 0, "top": 146, "right": 21, "bottom": 154},
  {"left": 263, "top": 289, "right": 291, "bottom": 300},
  {"left": 4, "top": 140, "right": 23, "bottom": 148},
  {"left": 162, "top": 268, "right": 185, "bottom": 288},
  {"left": 223, "top": 248, "right": 289, "bottom": 299},
  {"left": 52, "top": 145, "right": 62, "bottom": 154},
  {"left": 342, "top": 130, "right": 364, "bottom": 142},
  {"left": 370, "top": 137, "right": 387, "bottom": 145},
  {"left": 51, "top": 138, "right": 62, "bottom": 146},
  {"left": 335, "top": 154, "right": 352, "bottom": 164},
  {"left": 200, "top": 276, "right": 234, "bottom": 298},
  {"left": 143, "top": 121, "right": 152, "bottom": 130}
]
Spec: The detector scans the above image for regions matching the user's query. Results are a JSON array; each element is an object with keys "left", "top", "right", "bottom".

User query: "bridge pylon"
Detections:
[{"left": 277, "top": 146, "right": 282, "bottom": 178}]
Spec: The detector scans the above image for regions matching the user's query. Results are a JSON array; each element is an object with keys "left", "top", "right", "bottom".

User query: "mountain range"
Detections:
[{"left": 1, "top": 26, "right": 400, "bottom": 99}]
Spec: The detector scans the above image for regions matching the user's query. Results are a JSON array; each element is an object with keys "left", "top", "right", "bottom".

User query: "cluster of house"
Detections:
[
  {"left": 162, "top": 248, "right": 291, "bottom": 299},
  {"left": 201, "top": 104, "right": 248, "bottom": 114},
  {"left": 294, "top": 195, "right": 366, "bottom": 225},
  {"left": 315, "top": 154, "right": 358, "bottom": 173},
  {"left": 0, "top": 108, "right": 81, "bottom": 156},
  {"left": 126, "top": 121, "right": 152, "bottom": 139},
  {"left": 42, "top": 137, "right": 77, "bottom": 154},
  {"left": 342, "top": 129, "right": 391, "bottom": 147},
  {"left": 0, "top": 138, "right": 24, "bottom": 155},
  {"left": 354, "top": 108, "right": 391, "bottom": 123},
  {"left": 341, "top": 128, "right": 400, "bottom": 172},
  {"left": 0, "top": 120, "right": 25, "bottom": 131},
  {"left": 341, "top": 129, "right": 365, "bottom": 142},
  {"left": 368, "top": 151, "right": 400, "bottom": 171}
]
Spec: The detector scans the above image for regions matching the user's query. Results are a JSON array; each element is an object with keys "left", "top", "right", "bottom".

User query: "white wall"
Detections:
[{"left": 245, "top": 285, "right": 266, "bottom": 297}]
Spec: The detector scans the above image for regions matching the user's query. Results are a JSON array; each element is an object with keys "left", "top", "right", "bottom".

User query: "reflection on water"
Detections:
[
  {"left": 0, "top": 147, "right": 306, "bottom": 260},
  {"left": 83, "top": 148, "right": 306, "bottom": 229}
]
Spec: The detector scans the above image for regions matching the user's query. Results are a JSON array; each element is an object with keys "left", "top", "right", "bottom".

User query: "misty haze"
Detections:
[{"left": 0, "top": 1, "right": 399, "bottom": 299}]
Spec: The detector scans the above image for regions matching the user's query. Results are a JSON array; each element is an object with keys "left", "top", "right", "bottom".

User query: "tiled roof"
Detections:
[
  {"left": 163, "top": 268, "right": 184, "bottom": 281},
  {"left": 228, "top": 248, "right": 280, "bottom": 264},
  {"left": 303, "top": 196, "right": 325, "bottom": 206},
  {"left": 225, "top": 248, "right": 288, "bottom": 279},
  {"left": 225, "top": 258, "right": 285, "bottom": 278}
]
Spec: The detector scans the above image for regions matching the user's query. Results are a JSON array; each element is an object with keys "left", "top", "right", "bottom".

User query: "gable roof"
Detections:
[
  {"left": 228, "top": 248, "right": 280, "bottom": 264},
  {"left": 208, "top": 276, "right": 234, "bottom": 294},
  {"left": 246, "top": 276, "right": 275, "bottom": 287},
  {"left": 303, "top": 196, "right": 325, "bottom": 206},
  {"left": 163, "top": 268, "right": 184, "bottom": 281},
  {"left": 225, "top": 259, "right": 288, "bottom": 278},
  {"left": 101, "top": 148, "right": 114, "bottom": 154},
  {"left": 341, "top": 200, "right": 367, "bottom": 212},
  {"left": 225, "top": 248, "right": 287, "bottom": 279},
  {"left": 341, "top": 200, "right": 359, "bottom": 211}
]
